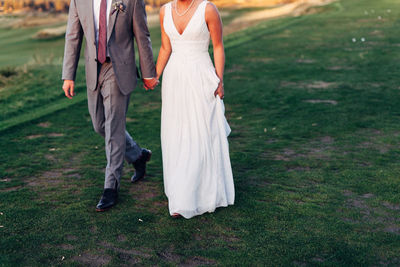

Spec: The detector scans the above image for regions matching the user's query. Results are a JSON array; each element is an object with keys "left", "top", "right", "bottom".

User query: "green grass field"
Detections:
[{"left": 1, "top": 0, "right": 400, "bottom": 265}]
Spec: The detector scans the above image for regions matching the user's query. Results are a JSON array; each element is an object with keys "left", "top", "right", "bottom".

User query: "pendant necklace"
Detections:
[{"left": 174, "top": 0, "right": 195, "bottom": 17}]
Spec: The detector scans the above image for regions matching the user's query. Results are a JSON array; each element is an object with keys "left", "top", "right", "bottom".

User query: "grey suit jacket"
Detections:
[{"left": 62, "top": 0, "right": 156, "bottom": 95}]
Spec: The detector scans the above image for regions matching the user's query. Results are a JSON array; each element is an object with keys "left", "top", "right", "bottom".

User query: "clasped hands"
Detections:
[{"left": 143, "top": 77, "right": 159, "bottom": 91}]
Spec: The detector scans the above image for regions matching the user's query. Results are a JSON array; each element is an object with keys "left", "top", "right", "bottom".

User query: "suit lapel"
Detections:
[
  {"left": 107, "top": 0, "right": 118, "bottom": 42},
  {"left": 86, "top": 0, "right": 96, "bottom": 44}
]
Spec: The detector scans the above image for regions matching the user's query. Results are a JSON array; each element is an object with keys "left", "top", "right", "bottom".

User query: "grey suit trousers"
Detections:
[{"left": 87, "top": 62, "right": 142, "bottom": 189}]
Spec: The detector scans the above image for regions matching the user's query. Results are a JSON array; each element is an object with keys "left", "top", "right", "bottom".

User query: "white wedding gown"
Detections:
[{"left": 161, "top": 1, "right": 235, "bottom": 219}]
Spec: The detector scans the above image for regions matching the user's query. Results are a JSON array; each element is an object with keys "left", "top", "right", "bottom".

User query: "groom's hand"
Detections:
[
  {"left": 62, "top": 80, "right": 76, "bottom": 99},
  {"left": 143, "top": 78, "right": 159, "bottom": 91}
]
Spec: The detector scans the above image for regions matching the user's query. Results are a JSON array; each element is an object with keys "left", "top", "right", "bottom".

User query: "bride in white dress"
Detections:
[{"left": 155, "top": 0, "right": 234, "bottom": 219}]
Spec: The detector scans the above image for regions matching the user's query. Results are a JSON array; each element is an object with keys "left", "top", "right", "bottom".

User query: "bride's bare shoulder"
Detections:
[{"left": 205, "top": 1, "right": 220, "bottom": 21}]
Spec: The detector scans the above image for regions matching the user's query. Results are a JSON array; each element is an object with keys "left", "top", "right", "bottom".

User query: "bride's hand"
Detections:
[{"left": 214, "top": 81, "right": 224, "bottom": 99}]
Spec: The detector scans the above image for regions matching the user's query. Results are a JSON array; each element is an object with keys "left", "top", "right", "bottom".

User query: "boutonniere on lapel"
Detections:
[{"left": 111, "top": 1, "right": 125, "bottom": 15}]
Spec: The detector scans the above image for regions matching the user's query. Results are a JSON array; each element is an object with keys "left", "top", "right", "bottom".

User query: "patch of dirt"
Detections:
[
  {"left": 358, "top": 161, "right": 372, "bottom": 167},
  {"left": 274, "top": 144, "right": 330, "bottom": 162},
  {"left": 343, "top": 190, "right": 354, "bottom": 197},
  {"left": 59, "top": 244, "right": 74, "bottom": 250},
  {"left": 0, "top": 178, "right": 11, "bottom": 182},
  {"left": 230, "top": 75, "right": 249, "bottom": 80},
  {"left": 72, "top": 251, "right": 111, "bottom": 266},
  {"left": 0, "top": 185, "right": 22, "bottom": 192},
  {"left": 26, "top": 152, "right": 84, "bottom": 190},
  {"left": 48, "top": 133, "right": 64, "bottom": 137},
  {"left": 347, "top": 199, "right": 369, "bottom": 210},
  {"left": 296, "top": 59, "right": 315, "bottom": 64},
  {"left": 27, "top": 170, "right": 63, "bottom": 187},
  {"left": 37, "top": 122, "right": 51, "bottom": 128},
  {"left": 369, "top": 82, "right": 382, "bottom": 88},
  {"left": 64, "top": 173, "right": 82, "bottom": 179},
  {"left": 211, "top": 225, "right": 242, "bottom": 250},
  {"left": 342, "top": 217, "right": 358, "bottom": 223},
  {"left": 225, "top": 0, "right": 336, "bottom": 35},
  {"left": 369, "top": 30, "right": 383, "bottom": 37},
  {"left": 8, "top": 14, "right": 68, "bottom": 28},
  {"left": 280, "top": 81, "right": 298, "bottom": 88},
  {"left": 341, "top": 193, "right": 400, "bottom": 235},
  {"left": 118, "top": 253, "right": 140, "bottom": 265},
  {"left": 66, "top": 235, "right": 78, "bottom": 241},
  {"left": 157, "top": 249, "right": 182, "bottom": 263},
  {"left": 312, "top": 257, "right": 325, "bottom": 263},
  {"left": 225, "top": 64, "right": 244, "bottom": 74},
  {"left": 384, "top": 225, "right": 400, "bottom": 234},
  {"left": 321, "top": 136, "right": 334, "bottom": 144},
  {"left": 327, "top": 66, "right": 354, "bottom": 71},
  {"left": 34, "top": 25, "right": 66, "bottom": 39},
  {"left": 43, "top": 171, "right": 63, "bottom": 179},
  {"left": 273, "top": 135, "right": 338, "bottom": 163},
  {"left": 126, "top": 117, "right": 137, "bottom": 123},
  {"left": 129, "top": 180, "right": 161, "bottom": 209},
  {"left": 379, "top": 257, "right": 400, "bottom": 266},
  {"left": 101, "top": 241, "right": 152, "bottom": 259},
  {"left": 183, "top": 256, "right": 216, "bottom": 266},
  {"left": 287, "top": 167, "right": 311, "bottom": 172},
  {"left": 274, "top": 154, "right": 291, "bottom": 162},
  {"left": 280, "top": 81, "right": 337, "bottom": 90},
  {"left": 63, "top": 168, "right": 81, "bottom": 177},
  {"left": 153, "top": 200, "right": 168, "bottom": 208},
  {"left": 356, "top": 128, "right": 393, "bottom": 154},
  {"left": 247, "top": 57, "right": 274, "bottom": 63},
  {"left": 361, "top": 193, "right": 374, "bottom": 199},
  {"left": 65, "top": 173, "right": 82, "bottom": 178},
  {"left": 44, "top": 154, "right": 57, "bottom": 162},
  {"left": 141, "top": 102, "right": 160, "bottom": 111},
  {"left": 307, "top": 81, "right": 336, "bottom": 89},
  {"left": 382, "top": 202, "right": 400, "bottom": 211},
  {"left": 26, "top": 134, "right": 44, "bottom": 140},
  {"left": 293, "top": 260, "right": 307, "bottom": 267},
  {"left": 117, "top": 234, "right": 127, "bottom": 242},
  {"left": 304, "top": 99, "right": 338, "bottom": 105}
]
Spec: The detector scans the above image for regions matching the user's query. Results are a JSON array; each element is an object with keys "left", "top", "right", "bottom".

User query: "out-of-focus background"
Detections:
[
  {"left": 1, "top": 0, "right": 400, "bottom": 266},
  {"left": 0, "top": 0, "right": 326, "bottom": 67}
]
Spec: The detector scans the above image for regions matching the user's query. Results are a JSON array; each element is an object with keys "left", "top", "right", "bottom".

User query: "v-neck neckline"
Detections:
[{"left": 171, "top": 1, "right": 205, "bottom": 36}]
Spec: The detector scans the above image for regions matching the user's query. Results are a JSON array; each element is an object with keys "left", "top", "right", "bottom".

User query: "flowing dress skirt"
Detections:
[{"left": 161, "top": 51, "right": 235, "bottom": 219}]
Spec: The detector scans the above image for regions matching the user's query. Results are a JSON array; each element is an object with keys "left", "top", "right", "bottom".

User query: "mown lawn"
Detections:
[{"left": 1, "top": 0, "right": 400, "bottom": 265}]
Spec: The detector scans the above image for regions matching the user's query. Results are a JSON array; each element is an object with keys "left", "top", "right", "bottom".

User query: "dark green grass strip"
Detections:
[{"left": 0, "top": 85, "right": 86, "bottom": 132}]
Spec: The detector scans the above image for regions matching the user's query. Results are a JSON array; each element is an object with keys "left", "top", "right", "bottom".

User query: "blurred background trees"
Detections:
[
  {"left": 0, "top": 0, "right": 293, "bottom": 13},
  {"left": 1, "top": 0, "right": 68, "bottom": 12}
]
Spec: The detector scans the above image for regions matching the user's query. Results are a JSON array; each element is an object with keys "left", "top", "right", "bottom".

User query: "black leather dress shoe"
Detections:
[
  {"left": 131, "top": 149, "right": 152, "bottom": 183},
  {"left": 96, "top": 188, "right": 118, "bottom": 212}
]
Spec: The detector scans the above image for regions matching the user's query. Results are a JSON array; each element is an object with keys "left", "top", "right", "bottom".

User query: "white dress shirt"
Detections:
[
  {"left": 93, "top": 0, "right": 112, "bottom": 55},
  {"left": 92, "top": 0, "right": 153, "bottom": 79}
]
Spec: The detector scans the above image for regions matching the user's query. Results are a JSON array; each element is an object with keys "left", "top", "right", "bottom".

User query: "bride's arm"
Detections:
[
  {"left": 156, "top": 5, "right": 172, "bottom": 80},
  {"left": 206, "top": 2, "right": 225, "bottom": 99}
]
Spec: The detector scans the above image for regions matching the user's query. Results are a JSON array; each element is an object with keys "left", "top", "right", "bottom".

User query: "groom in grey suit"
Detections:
[{"left": 61, "top": 0, "right": 158, "bottom": 211}]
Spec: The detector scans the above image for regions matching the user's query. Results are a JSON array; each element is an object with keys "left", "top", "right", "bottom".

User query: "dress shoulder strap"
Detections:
[
  {"left": 166, "top": 1, "right": 172, "bottom": 12},
  {"left": 200, "top": 0, "right": 209, "bottom": 21},
  {"left": 163, "top": 2, "right": 172, "bottom": 25},
  {"left": 202, "top": 0, "right": 209, "bottom": 11}
]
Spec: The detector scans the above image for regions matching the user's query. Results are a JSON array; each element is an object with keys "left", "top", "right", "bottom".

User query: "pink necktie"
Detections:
[{"left": 98, "top": 0, "right": 107, "bottom": 64}]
